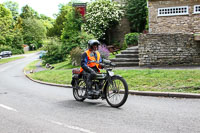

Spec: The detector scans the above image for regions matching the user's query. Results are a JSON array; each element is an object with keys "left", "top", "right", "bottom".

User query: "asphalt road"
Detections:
[{"left": 0, "top": 53, "right": 200, "bottom": 133}]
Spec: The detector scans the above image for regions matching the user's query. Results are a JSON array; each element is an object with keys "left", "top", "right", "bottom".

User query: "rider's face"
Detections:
[{"left": 92, "top": 45, "right": 98, "bottom": 51}]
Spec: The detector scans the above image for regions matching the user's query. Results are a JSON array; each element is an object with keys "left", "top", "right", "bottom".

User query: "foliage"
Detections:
[
  {"left": 83, "top": 0, "right": 124, "bottom": 40},
  {"left": 61, "top": 31, "right": 95, "bottom": 54},
  {"left": 20, "top": 5, "right": 39, "bottom": 19},
  {"left": 3, "top": 1, "right": 19, "bottom": 20},
  {"left": 98, "top": 45, "right": 110, "bottom": 59},
  {"left": 39, "top": 14, "right": 54, "bottom": 31},
  {"left": 124, "top": 32, "right": 140, "bottom": 46},
  {"left": 47, "top": 4, "right": 70, "bottom": 37},
  {"left": 70, "top": 47, "right": 83, "bottom": 66},
  {"left": 22, "top": 18, "right": 46, "bottom": 48},
  {"left": 61, "top": 6, "right": 82, "bottom": 41},
  {"left": 0, "top": 4, "right": 23, "bottom": 54},
  {"left": 125, "top": 0, "right": 148, "bottom": 32},
  {"left": 0, "top": 4, "right": 13, "bottom": 44},
  {"left": 0, "top": 45, "right": 12, "bottom": 52},
  {"left": 42, "top": 38, "right": 65, "bottom": 64}
]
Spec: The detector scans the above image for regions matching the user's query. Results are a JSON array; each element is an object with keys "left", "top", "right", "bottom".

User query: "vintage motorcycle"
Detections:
[{"left": 71, "top": 60, "right": 128, "bottom": 108}]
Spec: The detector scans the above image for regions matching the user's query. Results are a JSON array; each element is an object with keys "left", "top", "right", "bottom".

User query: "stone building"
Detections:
[
  {"left": 148, "top": 0, "right": 200, "bottom": 33},
  {"left": 139, "top": 0, "right": 200, "bottom": 66}
]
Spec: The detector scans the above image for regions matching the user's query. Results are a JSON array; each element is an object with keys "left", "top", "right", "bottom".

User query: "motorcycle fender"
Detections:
[{"left": 111, "top": 75, "right": 122, "bottom": 78}]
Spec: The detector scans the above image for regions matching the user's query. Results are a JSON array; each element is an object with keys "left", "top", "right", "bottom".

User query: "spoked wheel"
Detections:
[
  {"left": 73, "top": 80, "right": 86, "bottom": 102},
  {"left": 106, "top": 76, "right": 128, "bottom": 108}
]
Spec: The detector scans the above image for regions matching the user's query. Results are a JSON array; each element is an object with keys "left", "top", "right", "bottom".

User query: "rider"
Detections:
[{"left": 80, "top": 40, "right": 103, "bottom": 96}]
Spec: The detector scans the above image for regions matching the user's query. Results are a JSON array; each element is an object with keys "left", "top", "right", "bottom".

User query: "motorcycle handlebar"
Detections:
[{"left": 101, "top": 59, "right": 116, "bottom": 67}]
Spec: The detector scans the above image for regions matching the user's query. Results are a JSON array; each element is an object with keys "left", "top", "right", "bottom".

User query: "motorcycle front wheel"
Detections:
[
  {"left": 106, "top": 76, "right": 128, "bottom": 108},
  {"left": 73, "top": 80, "right": 86, "bottom": 102}
]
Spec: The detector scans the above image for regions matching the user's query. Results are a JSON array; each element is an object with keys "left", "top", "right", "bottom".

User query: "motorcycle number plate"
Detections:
[{"left": 108, "top": 71, "right": 114, "bottom": 76}]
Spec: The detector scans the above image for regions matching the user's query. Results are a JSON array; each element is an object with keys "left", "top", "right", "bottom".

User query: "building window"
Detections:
[
  {"left": 194, "top": 5, "right": 200, "bottom": 14},
  {"left": 158, "top": 6, "right": 189, "bottom": 16}
]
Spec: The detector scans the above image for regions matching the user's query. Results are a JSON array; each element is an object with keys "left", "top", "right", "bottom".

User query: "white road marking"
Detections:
[
  {"left": 50, "top": 120, "right": 96, "bottom": 133},
  {"left": 0, "top": 104, "right": 18, "bottom": 112}
]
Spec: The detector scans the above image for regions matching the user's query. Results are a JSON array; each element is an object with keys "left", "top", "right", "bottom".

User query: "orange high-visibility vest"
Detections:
[{"left": 80, "top": 50, "right": 101, "bottom": 73}]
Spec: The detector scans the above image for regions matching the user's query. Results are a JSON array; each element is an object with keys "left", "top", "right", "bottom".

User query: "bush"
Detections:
[
  {"left": 0, "top": 45, "right": 12, "bottom": 52},
  {"left": 124, "top": 33, "right": 140, "bottom": 46},
  {"left": 11, "top": 48, "right": 24, "bottom": 54},
  {"left": 42, "top": 39, "right": 65, "bottom": 64},
  {"left": 0, "top": 45, "right": 23, "bottom": 54},
  {"left": 83, "top": 0, "right": 124, "bottom": 40},
  {"left": 70, "top": 47, "right": 83, "bottom": 66},
  {"left": 61, "top": 32, "right": 95, "bottom": 54},
  {"left": 98, "top": 45, "right": 110, "bottom": 59},
  {"left": 125, "top": 0, "right": 148, "bottom": 32}
]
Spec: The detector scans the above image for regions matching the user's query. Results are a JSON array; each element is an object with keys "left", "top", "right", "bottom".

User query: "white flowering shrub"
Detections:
[{"left": 83, "top": 0, "right": 124, "bottom": 40}]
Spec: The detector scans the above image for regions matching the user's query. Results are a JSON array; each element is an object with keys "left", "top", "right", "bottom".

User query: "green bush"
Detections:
[
  {"left": 70, "top": 47, "right": 83, "bottom": 66},
  {"left": 61, "top": 32, "right": 95, "bottom": 55},
  {"left": 124, "top": 33, "right": 140, "bottom": 46},
  {"left": 42, "top": 39, "right": 65, "bottom": 64},
  {"left": 0, "top": 45, "right": 12, "bottom": 52},
  {"left": 11, "top": 48, "right": 24, "bottom": 54},
  {"left": 0, "top": 45, "right": 23, "bottom": 54}
]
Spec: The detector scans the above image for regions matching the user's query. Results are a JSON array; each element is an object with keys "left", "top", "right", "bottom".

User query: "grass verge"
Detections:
[
  {"left": 27, "top": 62, "right": 200, "bottom": 93},
  {"left": 0, "top": 56, "right": 25, "bottom": 64},
  {"left": 24, "top": 59, "right": 40, "bottom": 71}
]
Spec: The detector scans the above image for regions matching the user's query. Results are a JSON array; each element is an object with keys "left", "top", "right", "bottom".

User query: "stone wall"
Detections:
[
  {"left": 139, "top": 34, "right": 200, "bottom": 66},
  {"left": 148, "top": 0, "right": 200, "bottom": 33}
]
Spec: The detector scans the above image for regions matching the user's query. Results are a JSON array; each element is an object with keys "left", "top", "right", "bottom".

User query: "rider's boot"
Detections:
[{"left": 86, "top": 81, "right": 93, "bottom": 98}]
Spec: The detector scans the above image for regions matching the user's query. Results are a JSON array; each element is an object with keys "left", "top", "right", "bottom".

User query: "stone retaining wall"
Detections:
[{"left": 139, "top": 34, "right": 200, "bottom": 66}]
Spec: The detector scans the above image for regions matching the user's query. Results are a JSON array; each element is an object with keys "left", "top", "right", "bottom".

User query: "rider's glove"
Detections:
[{"left": 88, "top": 67, "right": 96, "bottom": 75}]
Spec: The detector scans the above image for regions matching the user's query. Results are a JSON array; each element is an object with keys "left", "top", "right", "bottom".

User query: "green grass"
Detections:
[
  {"left": 52, "top": 59, "right": 80, "bottom": 70},
  {"left": 0, "top": 56, "right": 25, "bottom": 64},
  {"left": 24, "top": 59, "right": 40, "bottom": 71},
  {"left": 24, "top": 49, "right": 40, "bottom": 54},
  {"left": 29, "top": 69, "right": 72, "bottom": 84},
  {"left": 28, "top": 66, "right": 200, "bottom": 93},
  {"left": 113, "top": 69, "right": 200, "bottom": 93}
]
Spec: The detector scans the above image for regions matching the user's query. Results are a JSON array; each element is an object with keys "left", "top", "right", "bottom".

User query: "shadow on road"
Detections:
[{"left": 57, "top": 99, "right": 123, "bottom": 110}]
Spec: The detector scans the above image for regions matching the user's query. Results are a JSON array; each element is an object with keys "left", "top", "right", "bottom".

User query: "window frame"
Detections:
[
  {"left": 158, "top": 6, "right": 189, "bottom": 17},
  {"left": 194, "top": 5, "right": 200, "bottom": 14}
]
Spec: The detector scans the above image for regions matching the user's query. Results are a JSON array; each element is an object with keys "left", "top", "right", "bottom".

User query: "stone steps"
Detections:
[
  {"left": 112, "top": 62, "right": 139, "bottom": 67},
  {"left": 121, "top": 50, "right": 139, "bottom": 54},
  {"left": 110, "top": 58, "right": 139, "bottom": 62},
  {"left": 110, "top": 46, "right": 139, "bottom": 67},
  {"left": 116, "top": 54, "right": 139, "bottom": 58}
]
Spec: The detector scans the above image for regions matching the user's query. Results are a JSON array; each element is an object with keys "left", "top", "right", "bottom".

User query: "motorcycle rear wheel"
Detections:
[
  {"left": 106, "top": 76, "right": 128, "bottom": 108},
  {"left": 73, "top": 80, "right": 86, "bottom": 101}
]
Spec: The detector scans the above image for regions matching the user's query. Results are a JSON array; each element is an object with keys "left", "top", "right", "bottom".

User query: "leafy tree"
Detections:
[
  {"left": 40, "top": 14, "right": 54, "bottom": 32},
  {"left": 0, "top": 4, "right": 13, "bottom": 45},
  {"left": 61, "top": 6, "right": 82, "bottom": 41},
  {"left": 83, "top": 0, "right": 124, "bottom": 41},
  {"left": 3, "top": 1, "right": 19, "bottom": 20},
  {"left": 20, "top": 5, "right": 39, "bottom": 19},
  {"left": 47, "top": 4, "right": 69, "bottom": 37},
  {"left": 0, "top": 4, "right": 23, "bottom": 53},
  {"left": 22, "top": 18, "right": 46, "bottom": 48},
  {"left": 125, "top": 0, "right": 148, "bottom": 32}
]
